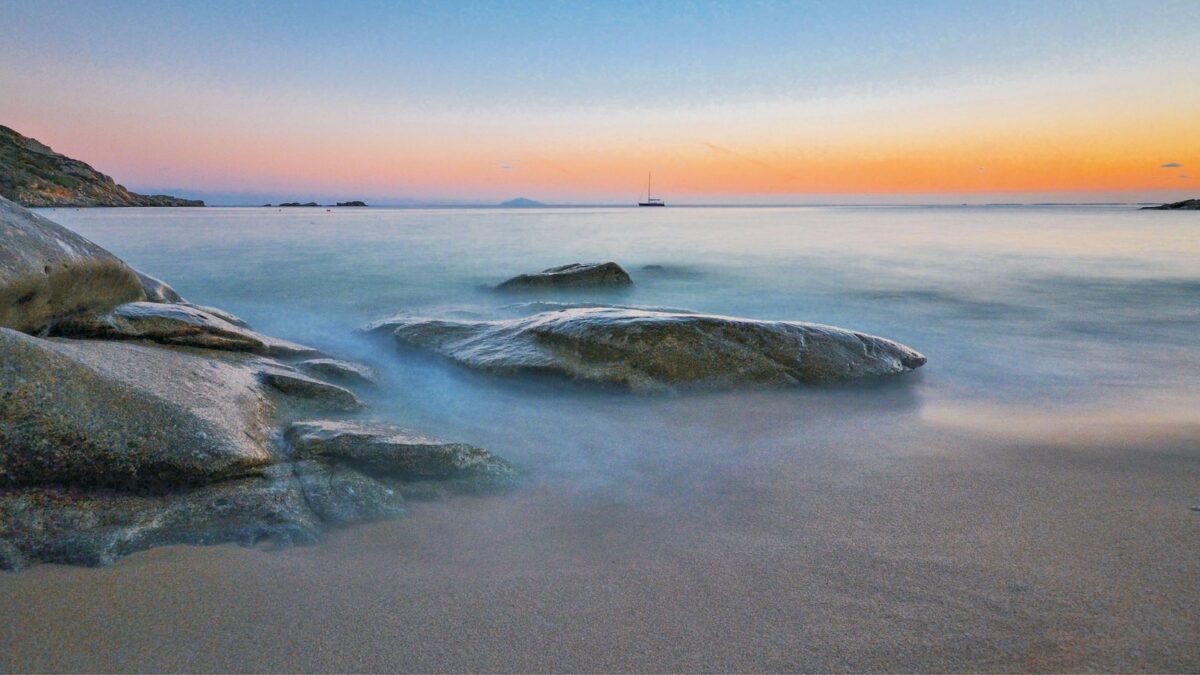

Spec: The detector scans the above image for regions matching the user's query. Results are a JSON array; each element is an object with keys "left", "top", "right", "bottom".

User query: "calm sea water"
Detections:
[
  {"left": 8, "top": 205, "right": 1197, "bottom": 671},
  {"left": 41, "top": 204, "right": 1200, "bottom": 487},
  {"left": 47, "top": 204, "right": 1200, "bottom": 395}
]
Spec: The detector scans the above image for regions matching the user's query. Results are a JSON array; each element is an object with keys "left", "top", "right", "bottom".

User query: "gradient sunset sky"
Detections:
[{"left": 2, "top": 0, "right": 1198, "bottom": 204}]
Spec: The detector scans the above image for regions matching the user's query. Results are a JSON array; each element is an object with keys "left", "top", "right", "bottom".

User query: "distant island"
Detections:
[
  {"left": 263, "top": 201, "right": 368, "bottom": 207},
  {"left": 1140, "top": 198, "right": 1200, "bottom": 210},
  {"left": 500, "top": 197, "right": 545, "bottom": 207},
  {"left": 0, "top": 124, "right": 203, "bottom": 207}
]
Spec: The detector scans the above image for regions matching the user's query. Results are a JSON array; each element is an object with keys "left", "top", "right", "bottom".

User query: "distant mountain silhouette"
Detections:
[{"left": 500, "top": 197, "right": 545, "bottom": 207}]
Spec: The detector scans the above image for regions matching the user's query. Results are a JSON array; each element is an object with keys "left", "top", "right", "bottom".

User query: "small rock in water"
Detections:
[{"left": 496, "top": 261, "right": 633, "bottom": 291}]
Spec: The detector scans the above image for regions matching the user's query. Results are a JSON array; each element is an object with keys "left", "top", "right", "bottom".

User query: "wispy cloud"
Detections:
[
  {"left": 497, "top": 160, "right": 516, "bottom": 171},
  {"left": 1181, "top": 175, "right": 1191, "bottom": 180},
  {"left": 1160, "top": 162, "right": 1183, "bottom": 168},
  {"left": 702, "top": 142, "right": 799, "bottom": 183}
]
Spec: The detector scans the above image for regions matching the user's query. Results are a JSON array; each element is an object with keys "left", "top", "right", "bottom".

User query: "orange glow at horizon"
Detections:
[{"left": 6, "top": 60, "right": 1197, "bottom": 202}]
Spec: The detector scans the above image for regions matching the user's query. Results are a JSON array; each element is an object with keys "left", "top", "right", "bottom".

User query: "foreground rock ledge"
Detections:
[
  {"left": 369, "top": 307, "right": 927, "bottom": 391},
  {"left": 0, "top": 330, "right": 515, "bottom": 570},
  {"left": 0, "top": 197, "right": 515, "bottom": 570},
  {"left": 496, "top": 262, "right": 634, "bottom": 291}
]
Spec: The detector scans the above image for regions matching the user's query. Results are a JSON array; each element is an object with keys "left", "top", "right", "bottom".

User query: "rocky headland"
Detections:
[
  {"left": 0, "top": 125, "right": 203, "bottom": 207},
  {"left": 1140, "top": 198, "right": 1200, "bottom": 210},
  {"left": 0, "top": 195, "right": 512, "bottom": 570}
]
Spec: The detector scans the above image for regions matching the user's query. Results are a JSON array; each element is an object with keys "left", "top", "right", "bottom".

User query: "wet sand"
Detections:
[{"left": 2, "top": 401, "right": 1198, "bottom": 673}]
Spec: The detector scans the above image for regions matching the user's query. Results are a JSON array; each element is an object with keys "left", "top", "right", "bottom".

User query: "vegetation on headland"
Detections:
[{"left": 0, "top": 125, "right": 203, "bottom": 207}]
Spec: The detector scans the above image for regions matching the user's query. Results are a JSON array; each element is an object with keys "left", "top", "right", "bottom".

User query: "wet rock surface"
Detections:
[
  {"left": 258, "top": 368, "right": 364, "bottom": 411},
  {"left": 181, "top": 303, "right": 250, "bottom": 327},
  {"left": 286, "top": 420, "right": 517, "bottom": 493},
  {"left": 298, "top": 357, "right": 377, "bottom": 385},
  {"left": 53, "top": 301, "right": 320, "bottom": 357},
  {"left": 370, "top": 307, "right": 927, "bottom": 391},
  {"left": 496, "top": 262, "right": 633, "bottom": 291}
]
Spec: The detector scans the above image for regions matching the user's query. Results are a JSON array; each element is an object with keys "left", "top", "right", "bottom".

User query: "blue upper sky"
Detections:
[
  {"left": 1, "top": 0, "right": 1197, "bottom": 203},
  {"left": 6, "top": 0, "right": 1192, "bottom": 108}
]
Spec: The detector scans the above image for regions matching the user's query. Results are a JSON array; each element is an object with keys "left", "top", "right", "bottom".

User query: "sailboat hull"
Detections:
[{"left": 638, "top": 202, "right": 666, "bottom": 207}]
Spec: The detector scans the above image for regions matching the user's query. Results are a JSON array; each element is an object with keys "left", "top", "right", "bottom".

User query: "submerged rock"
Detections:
[
  {"left": 496, "top": 262, "right": 633, "bottom": 291},
  {"left": 298, "top": 357, "right": 377, "bottom": 385},
  {"left": 53, "top": 301, "right": 319, "bottom": 358},
  {"left": 369, "top": 307, "right": 926, "bottom": 391},
  {"left": 0, "top": 196, "right": 145, "bottom": 332}
]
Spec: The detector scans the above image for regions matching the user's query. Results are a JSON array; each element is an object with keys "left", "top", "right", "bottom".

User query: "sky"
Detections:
[{"left": 1, "top": 0, "right": 1198, "bottom": 205}]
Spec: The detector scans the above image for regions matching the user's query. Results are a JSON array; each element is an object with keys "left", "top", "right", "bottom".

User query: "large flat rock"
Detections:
[{"left": 370, "top": 307, "right": 927, "bottom": 391}]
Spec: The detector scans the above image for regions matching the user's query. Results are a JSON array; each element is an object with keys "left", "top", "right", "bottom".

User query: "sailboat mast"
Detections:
[{"left": 647, "top": 172, "right": 652, "bottom": 199}]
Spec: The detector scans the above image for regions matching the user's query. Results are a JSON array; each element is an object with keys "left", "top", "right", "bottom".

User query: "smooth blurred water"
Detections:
[
  {"left": 35, "top": 206, "right": 1200, "bottom": 483},
  {"left": 46, "top": 204, "right": 1200, "bottom": 398}
]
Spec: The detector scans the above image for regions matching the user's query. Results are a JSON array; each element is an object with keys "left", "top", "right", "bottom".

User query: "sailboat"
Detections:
[{"left": 638, "top": 172, "right": 665, "bottom": 207}]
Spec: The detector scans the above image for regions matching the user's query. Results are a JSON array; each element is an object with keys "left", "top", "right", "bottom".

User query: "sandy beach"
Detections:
[{"left": 3, "top": 394, "right": 1197, "bottom": 672}]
